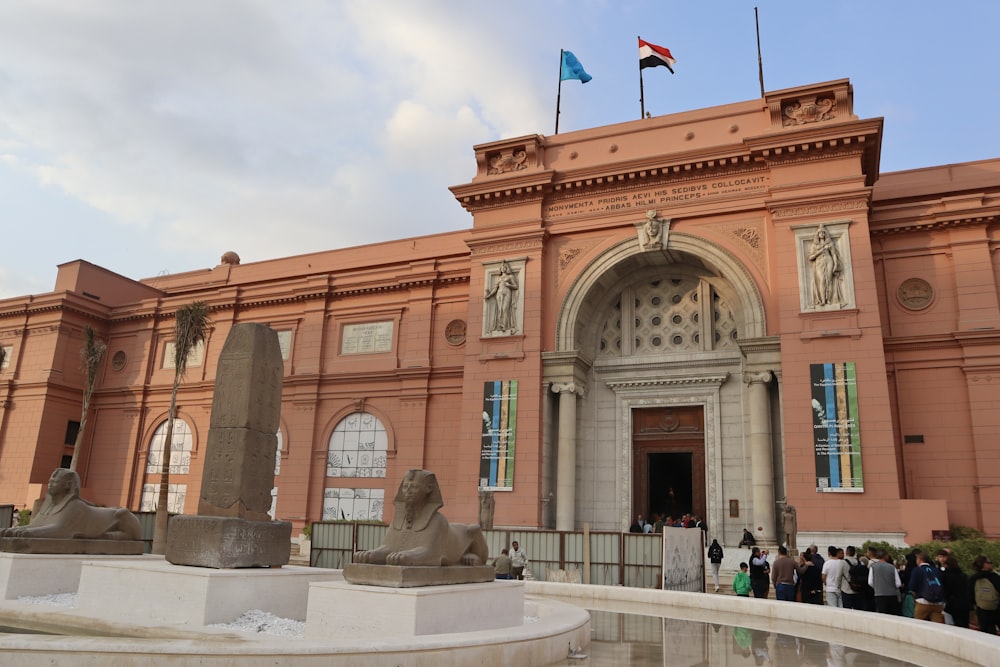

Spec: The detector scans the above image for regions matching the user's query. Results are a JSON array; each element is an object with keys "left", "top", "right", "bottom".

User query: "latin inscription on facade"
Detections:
[
  {"left": 543, "top": 175, "right": 770, "bottom": 220},
  {"left": 341, "top": 321, "right": 394, "bottom": 355}
]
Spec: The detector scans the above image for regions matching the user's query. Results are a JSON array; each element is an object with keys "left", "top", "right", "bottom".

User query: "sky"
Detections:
[{"left": 1, "top": 1, "right": 997, "bottom": 300}]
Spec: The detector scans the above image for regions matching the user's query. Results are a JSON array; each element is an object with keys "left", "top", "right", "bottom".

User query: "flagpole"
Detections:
[
  {"left": 555, "top": 49, "right": 564, "bottom": 134},
  {"left": 755, "top": 7, "right": 765, "bottom": 97},
  {"left": 638, "top": 36, "right": 646, "bottom": 119}
]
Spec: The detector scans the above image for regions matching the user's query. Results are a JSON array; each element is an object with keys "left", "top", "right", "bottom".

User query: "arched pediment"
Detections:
[{"left": 556, "top": 233, "right": 766, "bottom": 353}]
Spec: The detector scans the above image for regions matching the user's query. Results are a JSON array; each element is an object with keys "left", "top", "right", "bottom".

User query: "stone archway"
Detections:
[{"left": 543, "top": 232, "right": 775, "bottom": 538}]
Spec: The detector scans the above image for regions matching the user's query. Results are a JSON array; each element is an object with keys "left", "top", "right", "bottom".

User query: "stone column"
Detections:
[
  {"left": 551, "top": 382, "right": 583, "bottom": 532},
  {"left": 745, "top": 371, "right": 776, "bottom": 545}
]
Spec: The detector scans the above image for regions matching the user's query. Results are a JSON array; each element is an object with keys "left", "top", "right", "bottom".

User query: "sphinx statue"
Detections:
[
  {"left": 354, "top": 469, "right": 488, "bottom": 567},
  {"left": 0, "top": 468, "right": 143, "bottom": 553},
  {"left": 346, "top": 469, "right": 493, "bottom": 586}
]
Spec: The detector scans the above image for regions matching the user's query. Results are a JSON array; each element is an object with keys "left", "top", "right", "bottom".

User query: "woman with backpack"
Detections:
[{"left": 969, "top": 555, "right": 1000, "bottom": 634}]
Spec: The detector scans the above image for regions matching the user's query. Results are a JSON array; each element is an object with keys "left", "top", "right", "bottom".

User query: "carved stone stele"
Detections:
[{"left": 166, "top": 323, "right": 291, "bottom": 568}]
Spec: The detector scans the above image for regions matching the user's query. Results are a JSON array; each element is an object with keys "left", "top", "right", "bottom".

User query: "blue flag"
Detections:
[{"left": 560, "top": 50, "right": 592, "bottom": 83}]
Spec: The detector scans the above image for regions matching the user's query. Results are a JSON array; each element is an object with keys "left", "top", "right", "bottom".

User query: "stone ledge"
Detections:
[
  {"left": 0, "top": 537, "right": 144, "bottom": 555},
  {"left": 343, "top": 563, "right": 495, "bottom": 587}
]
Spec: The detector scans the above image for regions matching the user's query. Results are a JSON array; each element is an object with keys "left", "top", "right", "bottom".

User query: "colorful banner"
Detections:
[
  {"left": 480, "top": 380, "right": 518, "bottom": 491},
  {"left": 810, "top": 362, "right": 863, "bottom": 492}
]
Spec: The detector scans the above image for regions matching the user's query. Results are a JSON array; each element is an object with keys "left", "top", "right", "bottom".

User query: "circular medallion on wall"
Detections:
[
  {"left": 897, "top": 278, "right": 934, "bottom": 310},
  {"left": 111, "top": 350, "right": 127, "bottom": 371},
  {"left": 445, "top": 319, "right": 467, "bottom": 346}
]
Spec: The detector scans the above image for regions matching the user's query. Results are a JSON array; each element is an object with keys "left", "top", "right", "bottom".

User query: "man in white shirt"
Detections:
[
  {"left": 510, "top": 540, "right": 528, "bottom": 580},
  {"left": 822, "top": 545, "right": 845, "bottom": 607}
]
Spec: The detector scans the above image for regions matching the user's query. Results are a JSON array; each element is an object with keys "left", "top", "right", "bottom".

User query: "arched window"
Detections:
[
  {"left": 269, "top": 429, "right": 283, "bottom": 520},
  {"left": 145, "top": 418, "right": 193, "bottom": 474},
  {"left": 326, "top": 412, "right": 387, "bottom": 478},
  {"left": 140, "top": 418, "right": 192, "bottom": 513},
  {"left": 323, "top": 412, "right": 388, "bottom": 521}
]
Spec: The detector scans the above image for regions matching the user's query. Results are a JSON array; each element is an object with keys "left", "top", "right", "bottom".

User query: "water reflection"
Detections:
[{"left": 554, "top": 610, "right": 921, "bottom": 666}]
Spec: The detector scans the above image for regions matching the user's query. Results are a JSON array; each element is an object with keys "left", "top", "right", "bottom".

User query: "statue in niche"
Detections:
[
  {"left": 354, "top": 469, "right": 489, "bottom": 567},
  {"left": 0, "top": 468, "right": 142, "bottom": 541},
  {"left": 484, "top": 260, "right": 519, "bottom": 335},
  {"left": 807, "top": 225, "right": 844, "bottom": 307},
  {"left": 638, "top": 210, "right": 669, "bottom": 251}
]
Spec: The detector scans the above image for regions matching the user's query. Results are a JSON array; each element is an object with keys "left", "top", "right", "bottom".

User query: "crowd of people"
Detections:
[
  {"left": 725, "top": 542, "right": 1000, "bottom": 635},
  {"left": 630, "top": 513, "right": 706, "bottom": 534}
]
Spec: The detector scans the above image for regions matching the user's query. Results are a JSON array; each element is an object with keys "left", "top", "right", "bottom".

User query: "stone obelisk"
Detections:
[{"left": 165, "top": 323, "right": 291, "bottom": 568}]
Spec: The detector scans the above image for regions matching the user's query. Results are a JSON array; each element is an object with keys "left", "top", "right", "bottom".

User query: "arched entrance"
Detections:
[{"left": 543, "top": 232, "right": 779, "bottom": 544}]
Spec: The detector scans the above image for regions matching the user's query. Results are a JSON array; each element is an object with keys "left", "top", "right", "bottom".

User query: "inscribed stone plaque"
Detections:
[{"left": 340, "top": 321, "right": 393, "bottom": 355}]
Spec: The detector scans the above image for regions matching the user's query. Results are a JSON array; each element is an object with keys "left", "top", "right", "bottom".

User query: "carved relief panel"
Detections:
[
  {"left": 482, "top": 258, "right": 526, "bottom": 337},
  {"left": 793, "top": 222, "right": 856, "bottom": 312}
]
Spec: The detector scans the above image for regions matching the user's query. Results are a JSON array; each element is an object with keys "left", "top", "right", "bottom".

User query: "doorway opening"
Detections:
[
  {"left": 648, "top": 452, "right": 693, "bottom": 519},
  {"left": 631, "top": 406, "right": 705, "bottom": 524}
]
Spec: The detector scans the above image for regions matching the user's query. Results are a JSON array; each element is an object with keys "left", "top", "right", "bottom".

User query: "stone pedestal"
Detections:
[
  {"left": 0, "top": 537, "right": 144, "bottom": 556},
  {"left": 0, "top": 552, "right": 152, "bottom": 600},
  {"left": 165, "top": 515, "right": 291, "bottom": 568},
  {"left": 343, "top": 563, "right": 495, "bottom": 587},
  {"left": 75, "top": 559, "right": 341, "bottom": 625},
  {"left": 305, "top": 579, "right": 524, "bottom": 640}
]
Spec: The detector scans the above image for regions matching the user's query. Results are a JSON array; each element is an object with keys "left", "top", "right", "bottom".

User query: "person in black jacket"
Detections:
[
  {"left": 938, "top": 553, "right": 970, "bottom": 628},
  {"left": 708, "top": 539, "right": 724, "bottom": 592},
  {"left": 749, "top": 546, "right": 770, "bottom": 599}
]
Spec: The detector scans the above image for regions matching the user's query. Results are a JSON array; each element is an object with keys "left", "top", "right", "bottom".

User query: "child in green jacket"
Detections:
[{"left": 733, "top": 562, "right": 752, "bottom": 596}]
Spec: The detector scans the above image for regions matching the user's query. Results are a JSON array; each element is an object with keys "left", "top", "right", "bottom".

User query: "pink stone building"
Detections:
[{"left": 1, "top": 79, "right": 998, "bottom": 546}]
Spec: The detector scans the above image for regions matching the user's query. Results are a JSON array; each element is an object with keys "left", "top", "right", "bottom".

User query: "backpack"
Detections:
[
  {"left": 974, "top": 577, "right": 1000, "bottom": 611},
  {"left": 917, "top": 565, "right": 944, "bottom": 603},
  {"left": 848, "top": 561, "right": 869, "bottom": 592}
]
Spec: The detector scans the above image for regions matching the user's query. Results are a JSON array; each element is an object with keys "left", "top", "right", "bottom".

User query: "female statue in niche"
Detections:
[
  {"left": 808, "top": 225, "right": 843, "bottom": 307},
  {"left": 484, "top": 261, "right": 519, "bottom": 334}
]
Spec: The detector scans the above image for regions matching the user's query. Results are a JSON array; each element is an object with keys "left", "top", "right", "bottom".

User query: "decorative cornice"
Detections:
[
  {"left": 870, "top": 214, "right": 999, "bottom": 236},
  {"left": 605, "top": 373, "right": 729, "bottom": 390}
]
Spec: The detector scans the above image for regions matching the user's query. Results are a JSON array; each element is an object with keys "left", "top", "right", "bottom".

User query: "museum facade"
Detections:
[{"left": 1, "top": 79, "right": 998, "bottom": 547}]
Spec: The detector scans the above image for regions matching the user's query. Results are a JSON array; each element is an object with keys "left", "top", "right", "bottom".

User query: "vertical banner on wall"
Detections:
[
  {"left": 810, "top": 362, "right": 863, "bottom": 492},
  {"left": 480, "top": 380, "right": 518, "bottom": 491}
]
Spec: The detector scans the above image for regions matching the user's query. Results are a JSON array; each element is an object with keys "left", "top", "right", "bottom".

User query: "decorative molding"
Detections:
[
  {"left": 486, "top": 148, "right": 528, "bottom": 175},
  {"left": 550, "top": 381, "right": 586, "bottom": 396},
  {"left": 897, "top": 278, "right": 934, "bottom": 311},
  {"left": 558, "top": 247, "right": 582, "bottom": 270},
  {"left": 606, "top": 374, "right": 729, "bottom": 390},
  {"left": 469, "top": 238, "right": 544, "bottom": 256},
  {"left": 782, "top": 95, "right": 836, "bottom": 126},
  {"left": 743, "top": 370, "right": 772, "bottom": 385},
  {"left": 444, "top": 319, "right": 467, "bottom": 346},
  {"left": 770, "top": 198, "right": 868, "bottom": 219},
  {"left": 870, "top": 214, "right": 999, "bottom": 236}
]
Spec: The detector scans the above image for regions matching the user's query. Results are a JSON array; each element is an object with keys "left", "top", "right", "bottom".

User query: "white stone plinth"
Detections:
[
  {"left": 305, "top": 579, "right": 524, "bottom": 640},
  {"left": 75, "top": 559, "right": 343, "bottom": 626},
  {"left": 0, "top": 552, "right": 153, "bottom": 599}
]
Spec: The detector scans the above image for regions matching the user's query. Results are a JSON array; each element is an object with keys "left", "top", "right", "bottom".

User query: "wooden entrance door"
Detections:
[{"left": 632, "top": 406, "right": 705, "bottom": 523}]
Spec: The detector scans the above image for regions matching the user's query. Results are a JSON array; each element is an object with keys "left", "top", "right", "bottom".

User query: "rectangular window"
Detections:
[
  {"left": 276, "top": 330, "right": 292, "bottom": 360},
  {"left": 64, "top": 420, "right": 81, "bottom": 446},
  {"left": 0, "top": 345, "right": 11, "bottom": 371}
]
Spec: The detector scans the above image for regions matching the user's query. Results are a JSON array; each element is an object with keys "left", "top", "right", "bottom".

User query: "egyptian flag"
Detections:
[{"left": 639, "top": 38, "right": 676, "bottom": 73}]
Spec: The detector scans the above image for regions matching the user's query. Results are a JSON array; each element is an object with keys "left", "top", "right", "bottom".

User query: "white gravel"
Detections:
[
  {"left": 17, "top": 593, "right": 77, "bottom": 607},
  {"left": 209, "top": 610, "right": 305, "bottom": 637}
]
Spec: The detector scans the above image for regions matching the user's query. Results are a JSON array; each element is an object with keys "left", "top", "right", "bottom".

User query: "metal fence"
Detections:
[{"left": 308, "top": 521, "right": 703, "bottom": 590}]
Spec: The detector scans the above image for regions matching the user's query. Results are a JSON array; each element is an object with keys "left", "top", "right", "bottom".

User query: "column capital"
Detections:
[
  {"left": 743, "top": 370, "right": 773, "bottom": 386},
  {"left": 550, "top": 381, "right": 586, "bottom": 397}
]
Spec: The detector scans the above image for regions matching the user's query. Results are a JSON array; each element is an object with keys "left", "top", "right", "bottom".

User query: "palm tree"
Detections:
[
  {"left": 151, "top": 301, "right": 210, "bottom": 554},
  {"left": 69, "top": 325, "right": 107, "bottom": 471}
]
